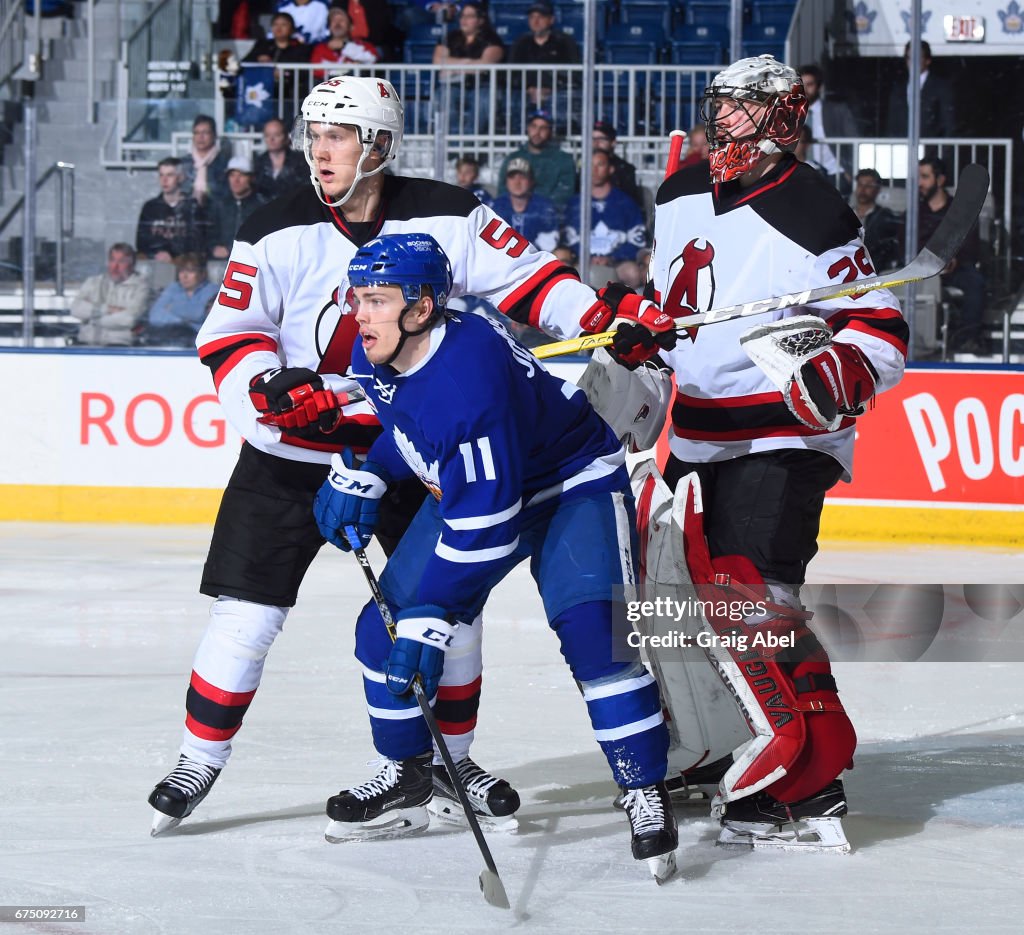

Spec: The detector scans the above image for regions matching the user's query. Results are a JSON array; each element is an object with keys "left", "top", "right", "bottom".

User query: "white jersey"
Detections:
[
  {"left": 197, "top": 176, "right": 601, "bottom": 464},
  {"left": 651, "top": 156, "right": 908, "bottom": 479}
]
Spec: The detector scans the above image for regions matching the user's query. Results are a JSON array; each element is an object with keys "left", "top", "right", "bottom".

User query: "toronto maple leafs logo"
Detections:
[
  {"left": 998, "top": 2, "right": 1024, "bottom": 33},
  {"left": 845, "top": 1, "right": 877, "bottom": 35},
  {"left": 392, "top": 426, "right": 442, "bottom": 500},
  {"left": 900, "top": 8, "right": 932, "bottom": 34}
]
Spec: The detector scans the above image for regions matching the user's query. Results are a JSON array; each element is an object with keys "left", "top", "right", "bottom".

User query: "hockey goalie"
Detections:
[{"left": 581, "top": 53, "right": 909, "bottom": 853}]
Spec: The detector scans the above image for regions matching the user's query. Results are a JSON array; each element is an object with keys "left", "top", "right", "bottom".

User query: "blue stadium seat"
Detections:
[
  {"left": 618, "top": 2, "right": 671, "bottom": 33},
  {"left": 617, "top": 21, "right": 667, "bottom": 46},
  {"left": 741, "top": 42, "right": 785, "bottom": 60},
  {"left": 671, "top": 22, "right": 730, "bottom": 46},
  {"left": 669, "top": 41, "right": 724, "bottom": 66},
  {"left": 751, "top": 1, "right": 796, "bottom": 27},
  {"left": 685, "top": 1, "right": 732, "bottom": 29},
  {"left": 742, "top": 21, "right": 786, "bottom": 57},
  {"left": 559, "top": 6, "right": 607, "bottom": 43},
  {"left": 403, "top": 41, "right": 438, "bottom": 65},
  {"left": 491, "top": 8, "right": 530, "bottom": 37},
  {"left": 603, "top": 41, "right": 662, "bottom": 66},
  {"left": 407, "top": 22, "right": 446, "bottom": 45}
]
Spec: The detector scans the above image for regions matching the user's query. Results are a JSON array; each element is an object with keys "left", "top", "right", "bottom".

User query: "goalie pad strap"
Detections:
[{"left": 793, "top": 672, "right": 838, "bottom": 695}]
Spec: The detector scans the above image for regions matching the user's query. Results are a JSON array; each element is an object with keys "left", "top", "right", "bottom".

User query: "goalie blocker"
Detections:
[{"left": 631, "top": 460, "right": 855, "bottom": 805}]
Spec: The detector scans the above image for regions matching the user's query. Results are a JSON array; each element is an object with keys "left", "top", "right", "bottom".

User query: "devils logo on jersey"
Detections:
[
  {"left": 315, "top": 283, "right": 360, "bottom": 374},
  {"left": 664, "top": 239, "right": 716, "bottom": 338},
  {"left": 377, "top": 81, "right": 391, "bottom": 99}
]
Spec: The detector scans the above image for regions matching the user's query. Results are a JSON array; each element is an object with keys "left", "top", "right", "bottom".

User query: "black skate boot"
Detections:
[
  {"left": 428, "top": 757, "right": 521, "bottom": 832},
  {"left": 148, "top": 755, "right": 222, "bottom": 836},
  {"left": 325, "top": 752, "right": 434, "bottom": 842},
  {"left": 717, "top": 778, "right": 850, "bottom": 852},
  {"left": 621, "top": 782, "right": 679, "bottom": 884}
]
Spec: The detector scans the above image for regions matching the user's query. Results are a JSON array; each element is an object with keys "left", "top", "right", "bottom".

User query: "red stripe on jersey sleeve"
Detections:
[
  {"left": 189, "top": 671, "right": 258, "bottom": 707},
  {"left": 198, "top": 333, "right": 279, "bottom": 391},
  {"left": 832, "top": 306, "right": 909, "bottom": 357},
  {"left": 497, "top": 260, "right": 567, "bottom": 324}
]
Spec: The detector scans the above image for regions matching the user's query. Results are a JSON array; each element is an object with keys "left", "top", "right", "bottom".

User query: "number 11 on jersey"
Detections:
[{"left": 459, "top": 437, "right": 497, "bottom": 483}]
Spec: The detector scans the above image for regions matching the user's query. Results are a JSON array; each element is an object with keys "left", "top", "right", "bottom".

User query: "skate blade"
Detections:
[
  {"left": 718, "top": 817, "right": 851, "bottom": 853},
  {"left": 150, "top": 811, "right": 182, "bottom": 837},
  {"left": 324, "top": 807, "right": 429, "bottom": 843},
  {"left": 646, "top": 851, "right": 678, "bottom": 885},
  {"left": 427, "top": 797, "right": 519, "bottom": 833}
]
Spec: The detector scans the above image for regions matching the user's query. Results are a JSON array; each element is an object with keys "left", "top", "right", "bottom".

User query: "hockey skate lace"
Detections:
[
  {"left": 622, "top": 786, "right": 665, "bottom": 836},
  {"left": 349, "top": 758, "right": 400, "bottom": 802},
  {"left": 164, "top": 757, "right": 218, "bottom": 798},
  {"left": 454, "top": 758, "right": 499, "bottom": 800}
]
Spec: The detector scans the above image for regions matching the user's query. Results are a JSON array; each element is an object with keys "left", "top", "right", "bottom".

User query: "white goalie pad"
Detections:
[
  {"left": 579, "top": 348, "right": 672, "bottom": 452},
  {"left": 630, "top": 459, "right": 750, "bottom": 777}
]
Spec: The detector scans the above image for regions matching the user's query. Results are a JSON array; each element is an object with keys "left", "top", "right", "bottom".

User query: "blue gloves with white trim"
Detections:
[
  {"left": 314, "top": 449, "right": 389, "bottom": 550},
  {"left": 386, "top": 605, "right": 459, "bottom": 697}
]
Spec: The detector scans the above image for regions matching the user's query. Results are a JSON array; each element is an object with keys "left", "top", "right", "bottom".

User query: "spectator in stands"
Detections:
[
  {"left": 253, "top": 117, "right": 308, "bottom": 200},
  {"left": 798, "top": 63, "right": 857, "bottom": 188},
  {"left": 310, "top": 5, "right": 379, "bottom": 77},
  {"left": 243, "top": 11, "right": 312, "bottom": 107},
  {"left": 564, "top": 149, "right": 647, "bottom": 288},
  {"left": 276, "top": 0, "right": 330, "bottom": 45},
  {"left": 853, "top": 168, "right": 903, "bottom": 273},
  {"left": 794, "top": 126, "right": 828, "bottom": 177},
  {"left": 401, "top": 1, "right": 458, "bottom": 33},
  {"left": 919, "top": 156, "right": 987, "bottom": 352},
  {"left": 886, "top": 41, "right": 956, "bottom": 138},
  {"left": 677, "top": 124, "right": 709, "bottom": 170},
  {"left": 346, "top": 0, "right": 398, "bottom": 56},
  {"left": 209, "top": 157, "right": 268, "bottom": 259},
  {"left": 433, "top": 1, "right": 504, "bottom": 133},
  {"left": 507, "top": 1, "right": 579, "bottom": 110},
  {"left": 492, "top": 158, "right": 561, "bottom": 253},
  {"left": 141, "top": 253, "right": 219, "bottom": 347},
  {"left": 497, "top": 109, "right": 575, "bottom": 208},
  {"left": 181, "top": 115, "right": 231, "bottom": 207},
  {"left": 455, "top": 155, "right": 493, "bottom": 207},
  {"left": 592, "top": 119, "right": 643, "bottom": 209},
  {"left": 136, "top": 158, "right": 210, "bottom": 262},
  {"left": 70, "top": 243, "right": 151, "bottom": 346}
]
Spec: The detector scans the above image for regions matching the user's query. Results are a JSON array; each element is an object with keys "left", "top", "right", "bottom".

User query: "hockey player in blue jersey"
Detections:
[{"left": 313, "top": 233, "right": 678, "bottom": 881}]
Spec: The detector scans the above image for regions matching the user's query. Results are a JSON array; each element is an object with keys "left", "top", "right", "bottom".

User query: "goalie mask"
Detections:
[
  {"left": 297, "top": 76, "right": 404, "bottom": 208},
  {"left": 700, "top": 54, "right": 807, "bottom": 184}
]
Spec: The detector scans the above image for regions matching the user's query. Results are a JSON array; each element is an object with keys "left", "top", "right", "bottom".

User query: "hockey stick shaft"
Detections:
[
  {"left": 535, "top": 163, "right": 991, "bottom": 361},
  {"left": 665, "top": 130, "right": 686, "bottom": 179},
  {"left": 343, "top": 526, "right": 511, "bottom": 911}
]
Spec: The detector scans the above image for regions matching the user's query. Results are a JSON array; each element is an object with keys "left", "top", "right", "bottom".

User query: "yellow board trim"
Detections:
[
  {"left": 1, "top": 486, "right": 1021, "bottom": 547},
  {"left": 0, "top": 485, "right": 222, "bottom": 525},
  {"left": 820, "top": 503, "right": 1023, "bottom": 548}
]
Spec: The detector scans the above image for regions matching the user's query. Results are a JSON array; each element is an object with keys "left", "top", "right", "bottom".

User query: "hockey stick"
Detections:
[
  {"left": 535, "top": 162, "right": 991, "bottom": 360},
  {"left": 343, "top": 525, "right": 511, "bottom": 911},
  {"left": 665, "top": 130, "right": 686, "bottom": 179}
]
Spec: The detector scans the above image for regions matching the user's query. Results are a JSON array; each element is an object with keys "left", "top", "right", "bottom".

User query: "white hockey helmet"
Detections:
[
  {"left": 297, "top": 76, "right": 404, "bottom": 208},
  {"left": 700, "top": 54, "right": 807, "bottom": 183}
]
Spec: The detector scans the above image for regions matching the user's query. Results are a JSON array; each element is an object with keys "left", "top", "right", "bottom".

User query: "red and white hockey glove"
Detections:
[
  {"left": 581, "top": 282, "right": 678, "bottom": 371},
  {"left": 740, "top": 316, "right": 878, "bottom": 432},
  {"left": 249, "top": 367, "right": 343, "bottom": 438}
]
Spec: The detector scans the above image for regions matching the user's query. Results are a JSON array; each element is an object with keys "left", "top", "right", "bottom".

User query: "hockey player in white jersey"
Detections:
[
  {"left": 313, "top": 233, "right": 677, "bottom": 881},
  {"left": 147, "top": 75, "right": 668, "bottom": 836},
  {"left": 604, "top": 55, "right": 909, "bottom": 851}
]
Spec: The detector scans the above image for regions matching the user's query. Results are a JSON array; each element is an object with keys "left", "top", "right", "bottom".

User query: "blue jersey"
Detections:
[
  {"left": 564, "top": 187, "right": 647, "bottom": 262},
  {"left": 491, "top": 192, "right": 561, "bottom": 253},
  {"left": 351, "top": 312, "right": 626, "bottom": 613}
]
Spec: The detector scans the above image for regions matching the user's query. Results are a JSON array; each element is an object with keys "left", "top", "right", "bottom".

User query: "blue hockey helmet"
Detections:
[{"left": 347, "top": 233, "right": 453, "bottom": 309}]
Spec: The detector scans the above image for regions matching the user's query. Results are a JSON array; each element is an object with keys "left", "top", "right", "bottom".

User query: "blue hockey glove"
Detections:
[
  {"left": 314, "top": 449, "right": 388, "bottom": 551},
  {"left": 386, "top": 605, "right": 459, "bottom": 697}
]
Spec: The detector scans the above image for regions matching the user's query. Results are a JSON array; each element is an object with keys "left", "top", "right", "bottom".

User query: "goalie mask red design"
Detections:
[{"left": 701, "top": 54, "right": 808, "bottom": 184}]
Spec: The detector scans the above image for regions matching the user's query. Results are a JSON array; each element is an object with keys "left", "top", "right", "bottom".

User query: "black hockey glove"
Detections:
[{"left": 249, "top": 367, "right": 343, "bottom": 438}]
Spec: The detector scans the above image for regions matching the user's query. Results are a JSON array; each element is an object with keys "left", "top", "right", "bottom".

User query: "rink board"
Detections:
[{"left": 0, "top": 349, "right": 1021, "bottom": 545}]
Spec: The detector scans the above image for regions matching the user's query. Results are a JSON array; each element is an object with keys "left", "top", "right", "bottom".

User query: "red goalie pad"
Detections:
[{"left": 677, "top": 474, "right": 855, "bottom": 804}]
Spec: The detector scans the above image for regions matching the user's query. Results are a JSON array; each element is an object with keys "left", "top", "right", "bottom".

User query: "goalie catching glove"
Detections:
[
  {"left": 740, "top": 315, "right": 877, "bottom": 431},
  {"left": 249, "top": 367, "right": 344, "bottom": 437},
  {"left": 581, "top": 282, "right": 678, "bottom": 370}
]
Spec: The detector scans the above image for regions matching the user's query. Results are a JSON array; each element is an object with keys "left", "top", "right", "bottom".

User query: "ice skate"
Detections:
[
  {"left": 427, "top": 757, "right": 521, "bottom": 833},
  {"left": 621, "top": 782, "right": 679, "bottom": 884},
  {"left": 716, "top": 778, "right": 851, "bottom": 853},
  {"left": 148, "top": 755, "right": 222, "bottom": 836},
  {"left": 324, "top": 753, "right": 434, "bottom": 843},
  {"left": 614, "top": 753, "right": 733, "bottom": 809}
]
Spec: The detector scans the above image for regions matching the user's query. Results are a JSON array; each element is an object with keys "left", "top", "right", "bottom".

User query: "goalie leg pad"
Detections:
[
  {"left": 578, "top": 347, "right": 673, "bottom": 452},
  {"left": 677, "top": 474, "right": 854, "bottom": 803}
]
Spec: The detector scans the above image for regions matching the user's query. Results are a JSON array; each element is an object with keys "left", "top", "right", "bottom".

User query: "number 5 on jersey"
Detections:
[
  {"left": 218, "top": 261, "right": 258, "bottom": 311},
  {"left": 459, "top": 437, "right": 497, "bottom": 483}
]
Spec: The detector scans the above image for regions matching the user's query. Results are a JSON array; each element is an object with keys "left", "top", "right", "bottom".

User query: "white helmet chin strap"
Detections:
[{"left": 312, "top": 138, "right": 386, "bottom": 210}]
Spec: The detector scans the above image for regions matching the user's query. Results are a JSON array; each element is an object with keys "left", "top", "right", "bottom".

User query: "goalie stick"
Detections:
[
  {"left": 343, "top": 526, "right": 511, "bottom": 911},
  {"left": 535, "top": 162, "right": 990, "bottom": 360}
]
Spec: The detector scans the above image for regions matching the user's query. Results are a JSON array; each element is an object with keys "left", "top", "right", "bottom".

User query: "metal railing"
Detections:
[
  {"left": 0, "top": 0, "right": 40, "bottom": 93},
  {"left": 0, "top": 159, "right": 75, "bottom": 286}
]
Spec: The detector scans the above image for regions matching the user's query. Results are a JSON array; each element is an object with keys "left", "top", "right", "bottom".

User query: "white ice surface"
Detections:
[{"left": 1, "top": 524, "right": 1022, "bottom": 934}]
